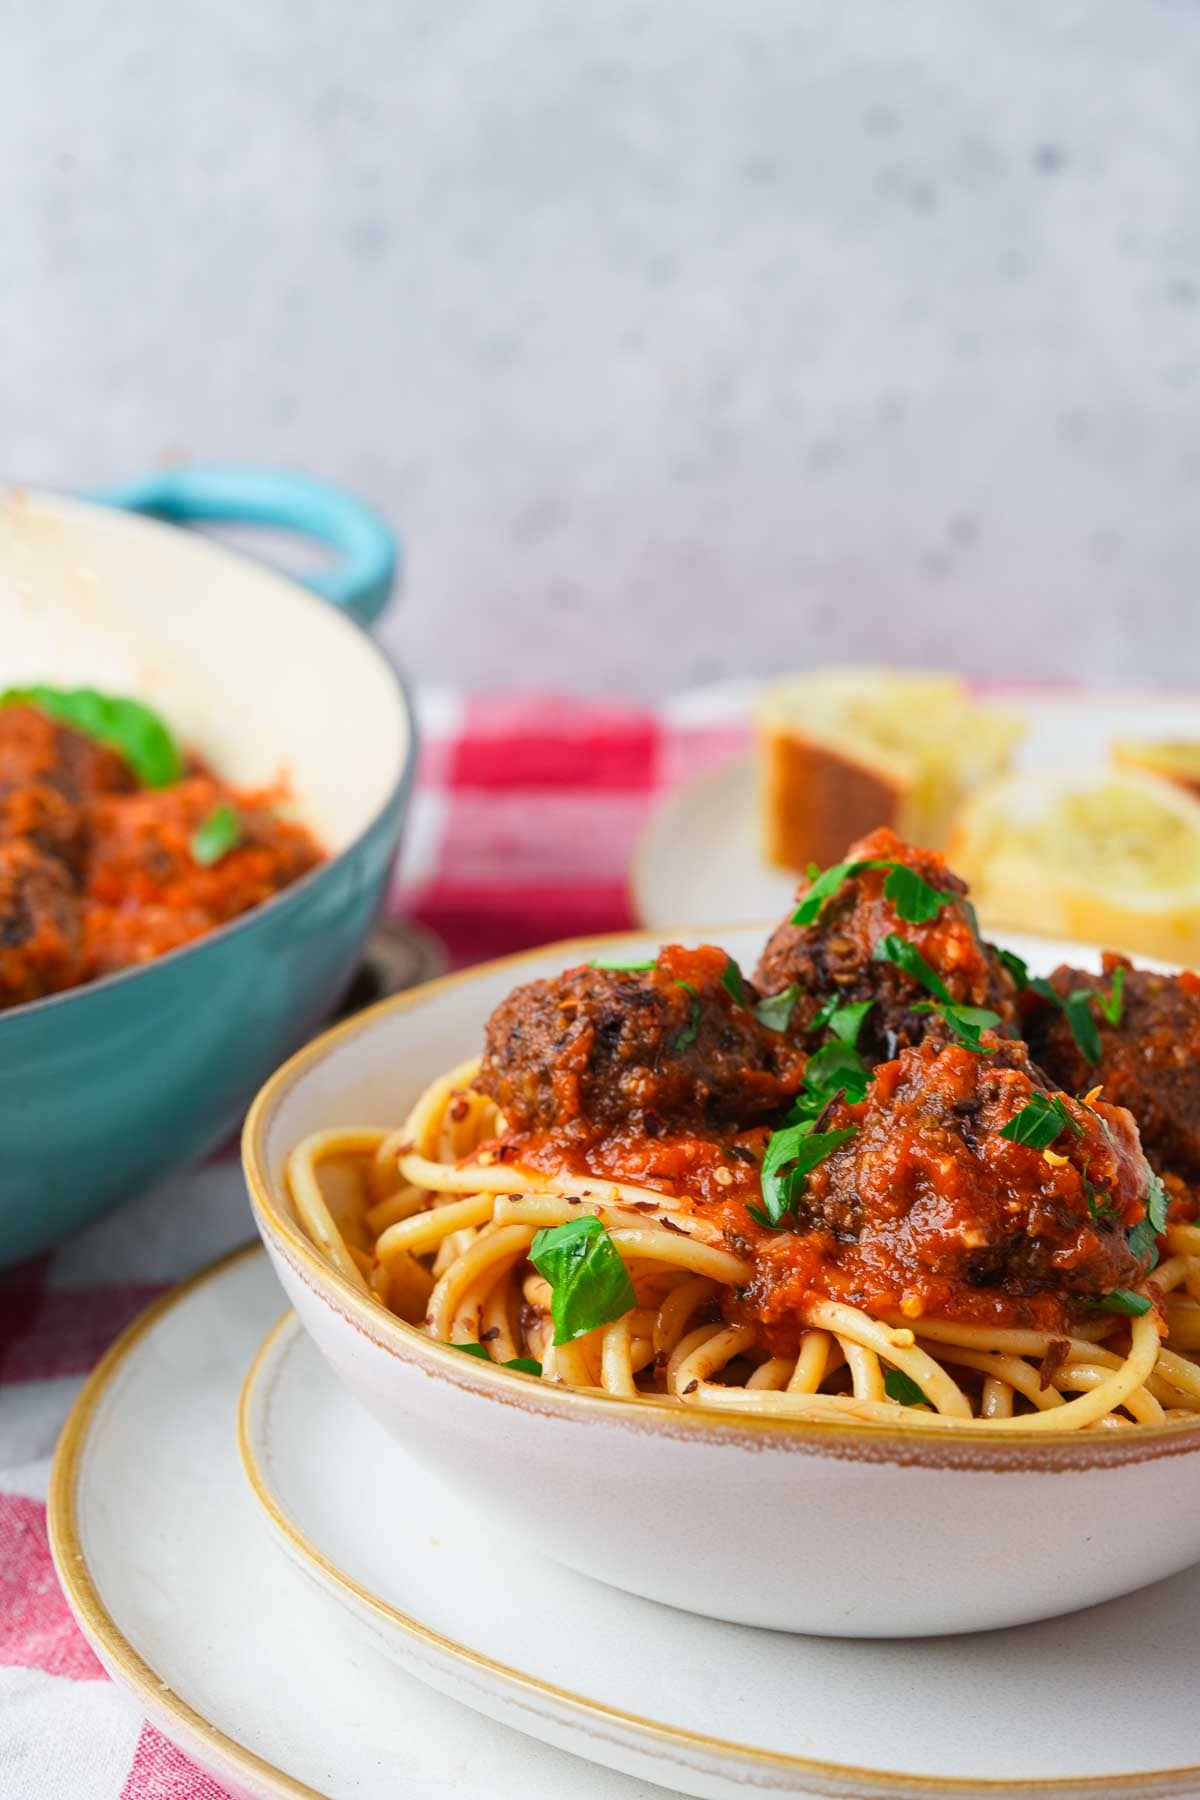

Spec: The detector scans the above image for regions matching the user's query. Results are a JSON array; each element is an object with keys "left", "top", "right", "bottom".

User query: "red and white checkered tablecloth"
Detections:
[{"left": 0, "top": 689, "right": 748, "bottom": 1800}]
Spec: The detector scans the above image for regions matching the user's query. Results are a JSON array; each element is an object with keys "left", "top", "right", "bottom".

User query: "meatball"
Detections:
[
  {"left": 477, "top": 943, "right": 806, "bottom": 1134},
  {"left": 83, "top": 776, "right": 321, "bottom": 976},
  {"left": 748, "top": 1035, "right": 1153, "bottom": 1332},
  {"left": 0, "top": 840, "right": 83, "bottom": 1008},
  {"left": 753, "top": 827, "right": 1020, "bottom": 1064},
  {"left": 1027, "top": 955, "right": 1200, "bottom": 1186},
  {"left": 0, "top": 703, "right": 134, "bottom": 871}
]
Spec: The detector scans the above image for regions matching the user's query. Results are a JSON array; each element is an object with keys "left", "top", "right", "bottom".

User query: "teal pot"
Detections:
[{"left": 0, "top": 469, "right": 414, "bottom": 1265}]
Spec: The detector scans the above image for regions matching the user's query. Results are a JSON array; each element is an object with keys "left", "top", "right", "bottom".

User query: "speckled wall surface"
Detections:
[{"left": 4, "top": 2, "right": 1199, "bottom": 693}]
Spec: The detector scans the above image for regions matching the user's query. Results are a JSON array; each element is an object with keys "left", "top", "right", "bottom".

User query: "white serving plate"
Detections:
[
  {"left": 245, "top": 925, "right": 1200, "bottom": 1642},
  {"left": 238, "top": 1304, "right": 1200, "bottom": 1800},
  {"left": 47, "top": 1245, "right": 668, "bottom": 1800},
  {"left": 631, "top": 686, "right": 1200, "bottom": 929}
]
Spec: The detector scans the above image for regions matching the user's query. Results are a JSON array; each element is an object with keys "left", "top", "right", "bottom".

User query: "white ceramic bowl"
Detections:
[{"left": 244, "top": 927, "right": 1200, "bottom": 1639}]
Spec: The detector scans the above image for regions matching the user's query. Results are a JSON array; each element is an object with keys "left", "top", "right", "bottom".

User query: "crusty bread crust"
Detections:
[{"left": 759, "top": 731, "right": 901, "bottom": 871}]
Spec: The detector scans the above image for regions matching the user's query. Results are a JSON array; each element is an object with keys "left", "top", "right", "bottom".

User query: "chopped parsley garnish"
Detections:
[
  {"left": 451, "top": 1343, "right": 544, "bottom": 1375},
  {"left": 873, "top": 936, "right": 998, "bottom": 1051},
  {"left": 995, "top": 946, "right": 1029, "bottom": 989},
  {"left": 999, "top": 1092, "right": 1084, "bottom": 1150},
  {"left": 190, "top": 801, "right": 242, "bottom": 867},
  {"left": 806, "top": 995, "right": 874, "bottom": 1048},
  {"left": 1, "top": 684, "right": 183, "bottom": 787},
  {"left": 1085, "top": 1183, "right": 1117, "bottom": 1225},
  {"left": 794, "top": 1037, "right": 872, "bottom": 1108},
  {"left": 1126, "top": 1216, "right": 1159, "bottom": 1269},
  {"left": 1027, "top": 977, "right": 1104, "bottom": 1064},
  {"left": 529, "top": 1216, "right": 636, "bottom": 1345},
  {"left": 1095, "top": 966, "right": 1125, "bottom": 1026},
  {"left": 824, "top": 999, "right": 875, "bottom": 1048},
  {"left": 1126, "top": 1171, "right": 1170, "bottom": 1271},
  {"left": 1093, "top": 1288, "right": 1152, "bottom": 1318},
  {"left": 791, "top": 858, "right": 872, "bottom": 925},
  {"left": 590, "top": 953, "right": 657, "bottom": 971},
  {"left": 792, "top": 858, "right": 956, "bottom": 928},
  {"left": 872, "top": 933, "right": 953, "bottom": 1001},
  {"left": 755, "top": 984, "right": 799, "bottom": 1032},
  {"left": 673, "top": 980, "right": 701, "bottom": 1050},
  {"left": 913, "top": 1001, "right": 1001, "bottom": 1054},
  {"left": 881, "top": 863, "right": 954, "bottom": 924},
  {"left": 753, "top": 1123, "right": 857, "bottom": 1228},
  {"left": 883, "top": 1368, "right": 932, "bottom": 1409},
  {"left": 721, "top": 957, "right": 747, "bottom": 1006}
]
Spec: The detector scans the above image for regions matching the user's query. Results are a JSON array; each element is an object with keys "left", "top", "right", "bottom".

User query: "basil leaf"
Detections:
[
  {"left": 873, "top": 934, "right": 953, "bottom": 1003},
  {"left": 759, "top": 1123, "right": 856, "bottom": 1227},
  {"left": 999, "top": 1092, "right": 1084, "bottom": 1150},
  {"left": 995, "top": 947, "right": 1029, "bottom": 989},
  {"left": 673, "top": 980, "right": 701, "bottom": 1051},
  {"left": 530, "top": 1217, "right": 636, "bottom": 1345},
  {"left": 1146, "top": 1170, "right": 1169, "bottom": 1235},
  {"left": 721, "top": 957, "right": 747, "bottom": 1006},
  {"left": 1095, "top": 965, "right": 1125, "bottom": 1027},
  {"left": 190, "top": 801, "right": 242, "bottom": 867},
  {"left": 452, "top": 1342, "right": 543, "bottom": 1375},
  {"left": 755, "top": 984, "right": 800, "bottom": 1032},
  {"left": 590, "top": 953, "right": 657, "bottom": 971},
  {"left": 1, "top": 684, "right": 183, "bottom": 787},
  {"left": 745, "top": 1202, "right": 776, "bottom": 1230},
  {"left": 883, "top": 1368, "right": 932, "bottom": 1408},
  {"left": 1093, "top": 1288, "right": 1152, "bottom": 1317},
  {"left": 882, "top": 864, "right": 953, "bottom": 924},
  {"left": 826, "top": 1000, "right": 874, "bottom": 1048}
]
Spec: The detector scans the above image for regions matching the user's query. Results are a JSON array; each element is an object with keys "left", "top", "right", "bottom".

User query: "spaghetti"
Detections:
[
  {"left": 286, "top": 1057, "right": 1200, "bottom": 1433},
  {"left": 284, "top": 830, "right": 1200, "bottom": 1434}
]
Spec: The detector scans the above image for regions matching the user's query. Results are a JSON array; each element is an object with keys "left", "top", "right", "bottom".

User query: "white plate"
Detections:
[
  {"left": 239, "top": 1303, "right": 1200, "bottom": 1800},
  {"left": 632, "top": 685, "right": 1200, "bottom": 929},
  {"left": 47, "top": 1246, "right": 668, "bottom": 1800}
]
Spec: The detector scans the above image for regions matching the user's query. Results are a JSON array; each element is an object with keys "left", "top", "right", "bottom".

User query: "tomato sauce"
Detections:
[
  {"left": 0, "top": 703, "right": 323, "bottom": 1007},
  {"left": 493, "top": 1035, "right": 1154, "bottom": 1344}
]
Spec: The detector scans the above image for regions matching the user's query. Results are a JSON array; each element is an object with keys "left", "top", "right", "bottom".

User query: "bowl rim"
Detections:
[
  {"left": 0, "top": 491, "right": 418, "bottom": 1027},
  {"left": 52, "top": 1243, "right": 1200, "bottom": 1800},
  {"left": 243, "top": 927, "right": 1200, "bottom": 1472}
]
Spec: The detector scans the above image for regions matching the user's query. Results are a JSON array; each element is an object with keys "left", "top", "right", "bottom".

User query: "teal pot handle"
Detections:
[{"left": 91, "top": 466, "right": 399, "bottom": 629}]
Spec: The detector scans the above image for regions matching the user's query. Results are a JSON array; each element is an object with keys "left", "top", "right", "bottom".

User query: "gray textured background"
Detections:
[{"left": 5, "top": 2, "right": 1200, "bottom": 694}]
